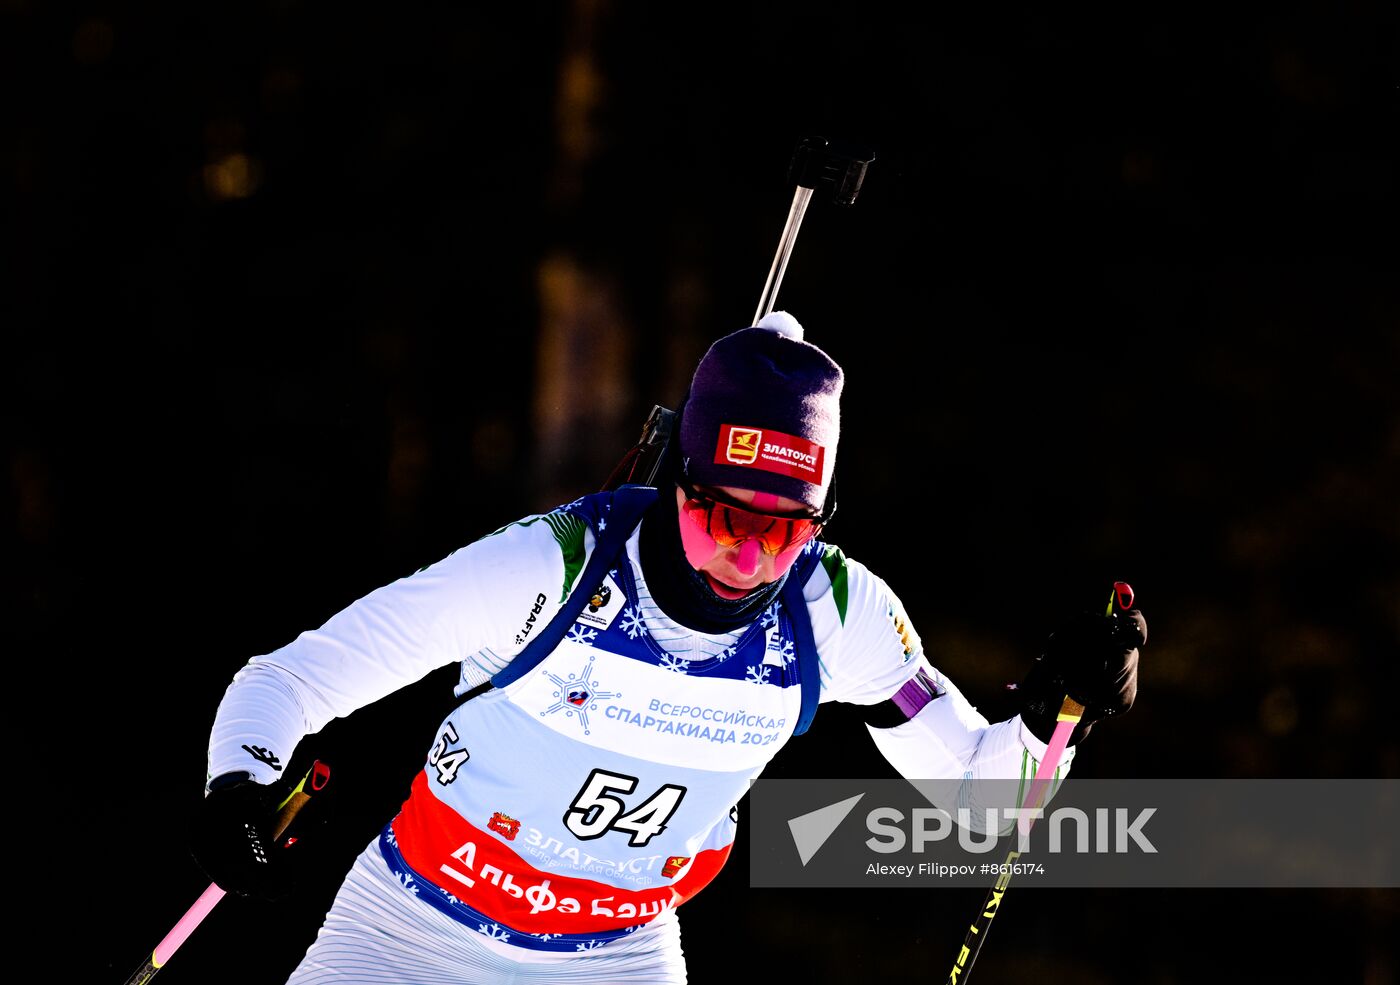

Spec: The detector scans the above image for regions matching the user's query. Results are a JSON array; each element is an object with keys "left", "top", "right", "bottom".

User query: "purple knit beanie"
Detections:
[{"left": 679, "top": 311, "right": 843, "bottom": 513}]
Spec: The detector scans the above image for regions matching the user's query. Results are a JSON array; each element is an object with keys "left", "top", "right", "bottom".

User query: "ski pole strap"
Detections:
[{"left": 490, "top": 485, "right": 660, "bottom": 689}]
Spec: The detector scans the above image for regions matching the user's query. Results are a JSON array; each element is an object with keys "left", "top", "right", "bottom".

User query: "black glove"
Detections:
[
  {"left": 1019, "top": 608, "right": 1146, "bottom": 745},
  {"left": 189, "top": 772, "right": 303, "bottom": 900}
]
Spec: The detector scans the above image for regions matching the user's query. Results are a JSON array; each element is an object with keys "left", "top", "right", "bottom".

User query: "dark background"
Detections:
[{"left": 10, "top": 1, "right": 1398, "bottom": 982}]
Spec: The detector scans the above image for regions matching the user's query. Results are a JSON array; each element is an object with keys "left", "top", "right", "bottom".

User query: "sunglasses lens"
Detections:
[{"left": 681, "top": 496, "right": 818, "bottom": 555}]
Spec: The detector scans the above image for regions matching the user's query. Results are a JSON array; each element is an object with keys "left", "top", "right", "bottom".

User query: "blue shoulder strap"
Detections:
[
  {"left": 780, "top": 547, "right": 824, "bottom": 736},
  {"left": 490, "top": 485, "right": 659, "bottom": 689},
  {"left": 488, "top": 485, "right": 824, "bottom": 737}
]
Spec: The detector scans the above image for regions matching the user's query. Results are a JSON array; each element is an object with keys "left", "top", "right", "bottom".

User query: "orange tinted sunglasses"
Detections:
[{"left": 678, "top": 480, "right": 823, "bottom": 556}]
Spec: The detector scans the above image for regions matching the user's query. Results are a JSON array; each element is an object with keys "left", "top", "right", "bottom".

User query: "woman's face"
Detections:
[{"left": 674, "top": 484, "right": 820, "bottom": 599}]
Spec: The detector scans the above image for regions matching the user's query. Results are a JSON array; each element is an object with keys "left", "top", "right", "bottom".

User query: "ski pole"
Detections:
[
  {"left": 945, "top": 582, "right": 1135, "bottom": 984},
  {"left": 122, "top": 759, "right": 331, "bottom": 985}
]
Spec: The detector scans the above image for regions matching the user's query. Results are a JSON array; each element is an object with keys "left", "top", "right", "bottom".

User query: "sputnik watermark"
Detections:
[
  {"left": 753, "top": 778, "right": 1400, "bottom": 888},
  {"left": 788, "top": 800, "right": 1157, "bottom": 867},
  {"left": 863, "top": 805, "right": 1157, "bottom": 856}
]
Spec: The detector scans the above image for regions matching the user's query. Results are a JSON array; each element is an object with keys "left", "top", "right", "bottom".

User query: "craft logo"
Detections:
[
  {"left": 662, "top": 855, "right": 691, "bottom": 878},
  {"left": 725, "top": 426, "right": 762, "bottom": 464},
  {"left": 488, "top": 811, "right": 522, "bottom": 841},
  {"left": 241, "top": 744, "right": 283, "bottom": 771},
  {"left": 514, "top": 592, "right": 549, "bottom": 645},
  {"left": 567, "top": 688, "right": 591, "bottom": 706}
]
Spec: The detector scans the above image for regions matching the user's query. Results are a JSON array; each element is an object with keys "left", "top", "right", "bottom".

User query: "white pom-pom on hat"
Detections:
[{"left": 755, "top": 310, "right": 804, "bottom": 341}]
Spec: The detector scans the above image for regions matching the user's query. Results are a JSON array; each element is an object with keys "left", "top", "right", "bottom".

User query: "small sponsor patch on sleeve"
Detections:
[{"left": 887, "top": 600, "right": 922, "bottom": 665}]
